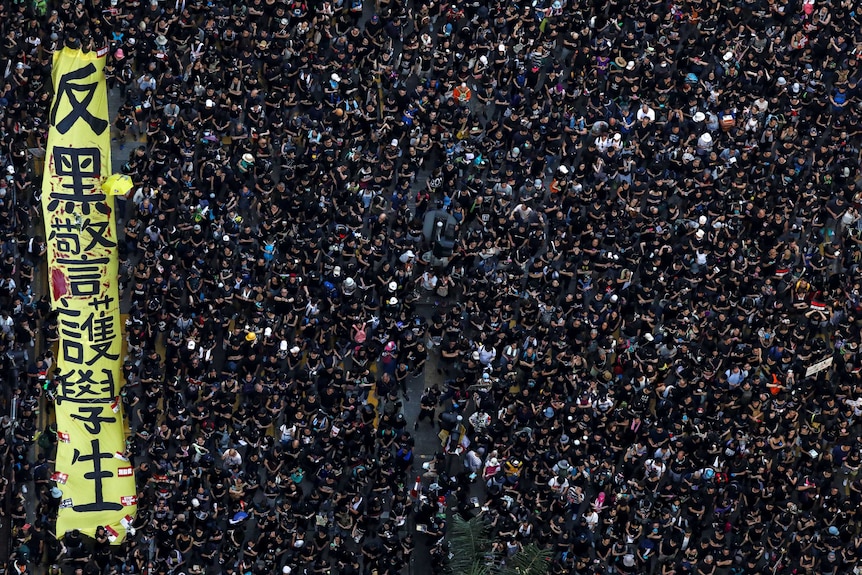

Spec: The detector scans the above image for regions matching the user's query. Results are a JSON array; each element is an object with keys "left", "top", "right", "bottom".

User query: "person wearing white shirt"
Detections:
[
  {"left": 0, "top": 312, "right": 12, "bottom": 337},
  {"left": 221, "top": 447, "right": 242, "bottom": 468},
  {"left": 477, "top": 342, "right": 497, "bottom": 366},
  {"left": 548, "top": 475, "right": 569, "bottom": 494},
  {"left": 644, "top": 458, "right": 666, "bottom": 479},
  {"left": 636, "top": 103, "right": 655, "bottom": 122},
  {"left": 418, "top": 271, "right": 438, "bottom": 292},
  {"left": 595, "top": 133, "right": 613, "bottom": 152}
]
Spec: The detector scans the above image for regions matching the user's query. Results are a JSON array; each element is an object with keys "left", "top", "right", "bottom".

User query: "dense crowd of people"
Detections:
[{"left": 3, "top": 0, "right": 862, "bottom": 573}]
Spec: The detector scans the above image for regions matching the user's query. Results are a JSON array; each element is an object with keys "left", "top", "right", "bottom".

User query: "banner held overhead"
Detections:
[{"left": 41, "top": 45, "right": 136, "bottom": 544}]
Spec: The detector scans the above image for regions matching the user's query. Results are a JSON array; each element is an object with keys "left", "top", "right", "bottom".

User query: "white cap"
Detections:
[
  {"left": 723, "top": 51, "right": 733, "bottom": 62},
  {"left": 388, "top": 281, "right": 398, "bottom": 292},
  {"left": 692, "top": 111, "right": 705, "bottom": 122},
  {"left": 479, "top": 55, "right": 488, "bottom": 65},
  {"left": 331, "top": 73, "right": 341, "bottom": 83},
  {"left": 558, "top": 165, "right": 569, "bottom": 175},
  {"left": 290, "top": 345, "right": 301, "bottom": 354},
  {"left": 264, "top": 327, "right": 272, "bottom": 337},
  {"left": 698, "top": 215, "right": 707, "bottom": 226},
  {"left": 695, "top": 229, "right": 705, "bottom": 240},
  {"left": 205, "top": 99, "right": 214, "bottom": 108},
  {"left": 610, "top": 294, "right": 619, "bottom": 303},
  {"left": 391, "top": 139, "right": 399, "bottom": 147},
  {"left": 280, "top": 341, "right": 289, "bottom": 351}
]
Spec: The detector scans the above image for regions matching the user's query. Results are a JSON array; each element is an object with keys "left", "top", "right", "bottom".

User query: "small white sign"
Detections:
[{"left": 805, "top": 356, "right": 834, "bottom": 378}]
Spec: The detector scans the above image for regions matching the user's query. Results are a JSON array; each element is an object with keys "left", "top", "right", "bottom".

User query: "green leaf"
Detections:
[
  {"left": 497, "top": 544, "right": 553, "bottom": 575},
  {"left": 448, "top": 515, "right": 493, "bottom": 575}
]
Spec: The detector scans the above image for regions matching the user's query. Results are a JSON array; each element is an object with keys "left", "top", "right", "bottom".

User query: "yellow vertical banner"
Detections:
[{"left": 41, "top": 47, "right": 136, "bottom": 544}]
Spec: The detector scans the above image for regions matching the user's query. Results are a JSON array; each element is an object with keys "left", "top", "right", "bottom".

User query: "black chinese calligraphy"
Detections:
[
  {"left": 50, "top": 217, "right": 116, "bottom": 254},
  {"left": 57, "top": 306, "right": 120, "bottom": 365},
  {"left": 71, "top": 438, "right": 123, "bottom": 512},
  {"left": 56, "top": 367, "right": 117, "bottom": 405},
  {"left": 50, "top": 64, "right": 109, "bottom": 135},
  {"left": 48, "top": 147, "right": 109, "bottom": 216},
  {"left": 54, "top": 257, "right": 109, "bottom": 298},
  {"left": 70, "top": 405, "right": 118, "bottom": 434}
]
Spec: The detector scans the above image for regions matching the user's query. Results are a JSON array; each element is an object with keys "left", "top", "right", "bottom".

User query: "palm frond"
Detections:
[
  {"left": 497, "top": 543, "right": 553, "bottom": 575},
  {"left": 448, "top": 515, "right": 494, "bottom": 575},
  {"left": 463, "top": 562, "right": 492, "bottom": 575}
]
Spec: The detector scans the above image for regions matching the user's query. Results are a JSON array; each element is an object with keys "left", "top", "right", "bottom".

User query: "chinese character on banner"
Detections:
[
  {"left": 69, "top": 405, "right": 117, "bottom": 434},
  {"left": 49, "top": 217, "right": 116, "bottom": 254},
  {"left": 71, "top": 438, "right": 123, "bottom": 513},
  {"left": 55, "top": 367, "right": 117, "bottom": 405},
  {"left": 57, "top": 307, "right": 119, "bottom": 365},
  {"left": 50, "top": 64, "right": 109, "bottom": 135},
  {"left": 49, "top": 147, "right": 109, "bottom": 216},
  {"left": 54, "top": 258, "right": 109, "bottom": 298}
]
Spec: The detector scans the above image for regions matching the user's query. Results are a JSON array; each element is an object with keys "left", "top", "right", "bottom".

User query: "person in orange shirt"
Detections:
[{"left": 453, "top": 82, "right": 472, "bottom": 103}]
